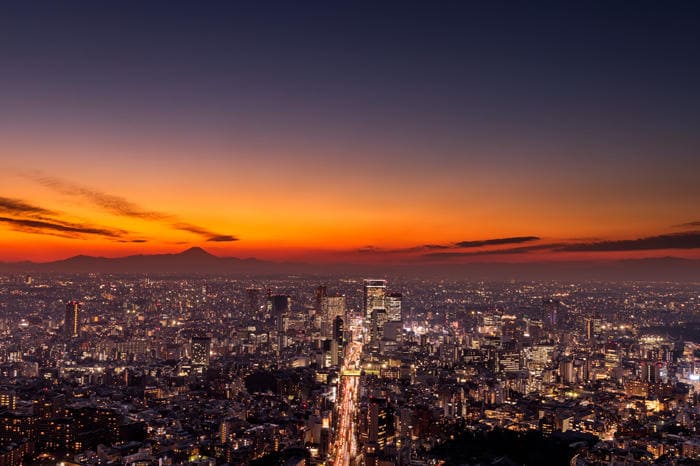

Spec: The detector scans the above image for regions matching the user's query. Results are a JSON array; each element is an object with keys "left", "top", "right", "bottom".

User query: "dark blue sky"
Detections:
[{"left": 2, "top": 1, "right": 698, "bottom": 161}]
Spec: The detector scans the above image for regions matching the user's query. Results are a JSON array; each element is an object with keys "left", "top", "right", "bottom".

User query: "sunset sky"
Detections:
[{"left": 1, "top": 2, "right": 699, "bottom": 263}]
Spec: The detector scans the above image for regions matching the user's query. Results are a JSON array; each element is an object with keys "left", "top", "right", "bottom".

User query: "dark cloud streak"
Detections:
[
  {"left": 0, "top": 216, "right": 128, "bottom": 239},
  {"left": 674, "top": 221, "right": 700, "bottom": 229},
  {"left": 424, "top": 243, "right": 563, "bottom": 259},
  {"left": 455, "top": 236, "right": 540, "bottom": 248},
  {"left": 559, "top": 232, "right": 700, "bottom": 252},
  {"left": 34, "top": 176, "right": 168, "bottom": 220},
  {"left": 0, "top": 196, "right": 56, "bottom": 217},
  {"left": 172, "top": 223, "right": 238, "bottom": 242},
  {"left": 27, "top": 173, "right": 238, "bottom": 242}
]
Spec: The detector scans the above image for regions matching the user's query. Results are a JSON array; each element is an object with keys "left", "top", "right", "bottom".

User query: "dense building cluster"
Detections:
[{"left": 0, "top": 274, "right": 698, "bottom": 465}]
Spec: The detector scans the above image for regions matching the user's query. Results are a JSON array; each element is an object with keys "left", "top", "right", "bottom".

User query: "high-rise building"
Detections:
[
  {"left": 332, "top": 316, "right": 345, "bottom": 365},
  {"left": 544, "top": 299, "right": 560, "bottom": 327},
  {"left": 370, "top": 309, "right": 388, "bottom": 352},
  {"left": 368, "top": 397, "right": 389, "bottom": 448},
  {"left": 386, "top": 292, "right": 402, "bottom": 322},
  {"left": 64, "top": 301, "right": 81, "bottom": 338},
  {"left": 315, "top": 285, "right": 327, "bottom": 312},
  {"left": 191, "top": 336, "right": 212, "bottom": 366},
  {"left": 246, "top": 288, "right": 262, "bottom": 314},
  {"left": 320, "top": 295, "right": 346, "bottom": 339},
  {"left": 363, "top": 279, "right": 387, "bottom": 320},
  {"left": 267, "top": 294, "right": 291, "bottom": 317}
]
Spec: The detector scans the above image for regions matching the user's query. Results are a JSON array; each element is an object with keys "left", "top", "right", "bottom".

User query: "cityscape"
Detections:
[
  {"left": 2, "top": 2, "right": 700, "bottom": 465},
  {"left": 0, "top": 273, "right": 698, "bottom": 465}
]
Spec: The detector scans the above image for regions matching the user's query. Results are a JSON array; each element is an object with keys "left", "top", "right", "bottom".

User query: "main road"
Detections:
[{"left": 331, "top": 336, "right": 363, "bottom": 466}]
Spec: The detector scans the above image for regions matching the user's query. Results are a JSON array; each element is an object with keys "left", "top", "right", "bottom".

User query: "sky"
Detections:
[{"left": 1, "top": 1, "right": 699, "bottom": 263}]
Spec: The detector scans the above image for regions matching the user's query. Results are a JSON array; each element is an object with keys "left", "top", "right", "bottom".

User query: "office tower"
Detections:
[
  {"left": 64, "top": 301, "right": 81, "bottom": 338},
  {"left": 499, "top": 350, "right": 521, "bottom": 373},
  {"left": 191, "top": 336, "right": 212, "bottom": 366},
  {"left": 585, "top": 318, "right": 594, "bottom": 340},
  {"left": 246, "top": 288, "right": 262, "bottom": 314},
  {"left": 543, "top": 299, "right": 559, "bottom": 327},
  {"left": 0, "top": 389, "right": 16, "bottom": 410},
  {"left": 370, "top": 309, "right": 388, "bottom": 351},
  {"left": 642, "top": 361, "right": 662, "bottom": 384},
  {"left": 332, "top": 316, "right": 345, "bottom": 365},
  {"left": 559, "top": 358, "right": 575, "bottom": 384},
  {"left": 267, "top": 294, "right": 291, "bottom": 317},
  {"left": 386, "top": 292, "right": 402, "bottom": 322},
  {"left": 320, "top": 295, "right": 346, "bottom": 339},
  {"left": 368, "top": 397, "right": 389, "bottom": 448},
  {"left": 363, "top": 279, "right": 387, "bottom": 320},
  {"left": 315, "top": 285, "right": 327, "bottom": 312}
]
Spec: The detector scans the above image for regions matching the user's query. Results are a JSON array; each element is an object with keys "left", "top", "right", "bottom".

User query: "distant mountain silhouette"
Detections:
[
  {"left": 0, "top": 249, "right": 699, "bottom": 281},
  {"left": 0, "top": 247, "right": 277, "bottom": 275}
]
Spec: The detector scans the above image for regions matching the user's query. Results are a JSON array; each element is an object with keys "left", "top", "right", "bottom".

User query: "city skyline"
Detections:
[{"left": 1, "top": 2, "right": 699, "bottom": 265}]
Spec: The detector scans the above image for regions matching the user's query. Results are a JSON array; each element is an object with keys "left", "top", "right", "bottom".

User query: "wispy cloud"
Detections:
[
  {"left": 0, "top": 196, "right": 57, "bottom": 217},
  {"left": 424, "top": 243, "right": 562, "bottom": 259},
  {"left": 34, "top": 175, "right": 169, "bottom": 220},
  {"left": 673, "top": 221, "right": 700, "bottom": 229},
  {"left": 558, "top": 232, "right": 700, "bottom": 252},
  {"left": 0, "top": 215, "right": 128, "bottom": 239},
  {"left": 358, "top": 237, "right": 540, "bottom": 255},
  {"left": 455, "top": 236, "right": 540, "bottom": 248},
  {"left": 0, "top": 195, "right": 142, "bottom": 241},
  {"left": 27, "top": 173, "right": 238, "bottom": 242},
  {"left": 171, "top": 223, "right": 238, "bottom": 242}
]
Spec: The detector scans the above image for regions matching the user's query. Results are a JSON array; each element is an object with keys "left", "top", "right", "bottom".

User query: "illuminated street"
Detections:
[{"left": 332, "top": 335, "right": 363, "bottom": 466}]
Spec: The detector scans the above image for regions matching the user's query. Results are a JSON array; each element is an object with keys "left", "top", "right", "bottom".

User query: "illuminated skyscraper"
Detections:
[
  {"left": 64, "top": 301, "right": 81, "bottom": 338},
  {"left": 320, "top": 295, "right": 346, "bottom": 339},
  {"left": 386, "top": 292, "right": 402, "bottom": 321},
  {"left": 370, "top": 309, "right": 388, "bottom": 352},
  {"left": 363, "top": 279, "right": 387, "bottom": 320},
  {"left": 368, "top": 396, "right": 389, "bottom": 448},
  {"left": 191, "top": 336, "right": 211, "bottom": 366}
]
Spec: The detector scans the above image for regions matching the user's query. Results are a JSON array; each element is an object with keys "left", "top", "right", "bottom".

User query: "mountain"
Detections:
[
  {"left": 0, "top": 247, "right": 278, "bottom": 275},
  {"left": 0, "top": 249, "right": 699, "bottom": 281}
]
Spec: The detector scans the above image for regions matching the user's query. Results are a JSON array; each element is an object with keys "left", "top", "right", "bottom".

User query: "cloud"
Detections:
[
  {"left": 206, "top": 235, "right": 238, "bottom": 242},
  {"left": 558, "top": 232, "right": 700, "bottom": 252},
  {"left": 674, "top": 221, "right": 700, "bottom": 229},
  {"left": 455, "top": 236, "right": 540, "bottom": 248},
  {"left": 0, "top": 196, "right": 56, "bottom": 217},
  {"left": 33, "top": 175, "right": 169, "bottom": 220},
  {"left": 358, "top": 239, "right": 541, "bottom": 256},
  {"left": 172, "top": 223, "right": 238, "bottom": 242},
  {"left": 0, "top": 195, "right": 141, "bottom": 241},
  {"left": 27, "top": 173, "right": 238, "bottom": 242},
  {"left": 0, "top": 216, "right": 128, "bottom": 239},
  {"left": 424, "top": 243, "right": 563, "bottom": 259}
]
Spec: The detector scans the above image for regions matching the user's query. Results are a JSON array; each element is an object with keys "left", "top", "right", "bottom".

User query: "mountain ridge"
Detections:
[{"left": 0, "top": 249, "right": 699, "bottom": 281}]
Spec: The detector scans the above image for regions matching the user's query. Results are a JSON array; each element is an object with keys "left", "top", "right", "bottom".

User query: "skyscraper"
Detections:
[
  {"left": 191, "top": 336, "right": 212, "bottom": 366},
  {"left": 386, "top": 292, "right": 402, "bottom": 322},
  {"left": 246, "top": 288, "right": 262, "bottom": 314},
  {"left": 267, "top": 294, "right": 291, "bottom": 317},
  {"left": 320, "top": 294, "right": 346, "bottom": 339},
  {"left": 315, "top": 285, "right": 327, "bottom": 312},
  {"left": 64, "top": 301, "right": 81, "bottom": 338},
  {"left": 363, "top": 279, "right": 387, "bottom": 320}
]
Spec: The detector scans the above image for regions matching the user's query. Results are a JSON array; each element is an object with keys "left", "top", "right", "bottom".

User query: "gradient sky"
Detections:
[{"left": 1, "top": 1, "right": 699, "bottom": 263}]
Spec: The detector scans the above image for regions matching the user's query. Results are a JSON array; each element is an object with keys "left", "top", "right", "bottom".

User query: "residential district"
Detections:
[{"left": 0, "top": 275, "right": 698, "bottom": 465}]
